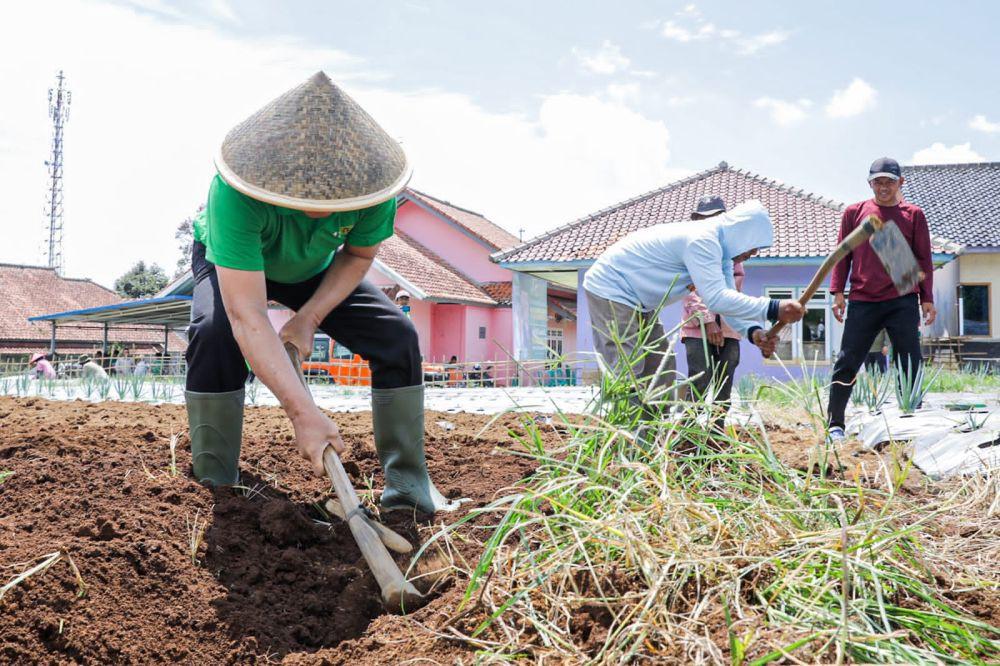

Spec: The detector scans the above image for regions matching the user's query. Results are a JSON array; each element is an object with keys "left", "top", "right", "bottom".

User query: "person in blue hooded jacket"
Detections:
[{"left": 582, "top": 200, "right": 805, "bottom": 395}]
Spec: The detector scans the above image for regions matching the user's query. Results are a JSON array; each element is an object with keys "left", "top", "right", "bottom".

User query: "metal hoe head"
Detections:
[{"left": 869, "top": 220, "right": 923, "bottom": 295}]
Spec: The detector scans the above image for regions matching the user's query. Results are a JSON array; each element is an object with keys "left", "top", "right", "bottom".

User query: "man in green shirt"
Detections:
[{"left": 186, "top": 71, "right": 458, "bottom": 514}]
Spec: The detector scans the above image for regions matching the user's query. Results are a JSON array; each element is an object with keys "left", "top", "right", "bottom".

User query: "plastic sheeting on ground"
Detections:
[{"left": 846, "top": 393, "right": 1000, "bottom": 478}]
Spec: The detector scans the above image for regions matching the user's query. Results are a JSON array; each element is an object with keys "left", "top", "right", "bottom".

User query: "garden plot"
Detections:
[
  {"left": 1, "top": 375, "right": 999, "bottom": 663},
  {"left": 0, "top": 375, "right": 599, "bottom": 415},
  {"left": 847, "top": 389, "right": 1000, "bottom": 478}
]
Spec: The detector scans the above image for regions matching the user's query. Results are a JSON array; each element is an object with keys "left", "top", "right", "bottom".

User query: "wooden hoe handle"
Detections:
[
  {"left": 285, "top": 343, "right": 422, "bottom": 611},
  {"left": 764, "top": 215, "right": 883, "bottom": 352}
]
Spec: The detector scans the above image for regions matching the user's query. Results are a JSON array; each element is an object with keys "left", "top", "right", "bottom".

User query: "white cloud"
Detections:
[
  {"left": 754, "top": 97, "right": 811, "bottom": 126},
  {"left": 606, "top": 82, "right": 641, "bottom": 104},
  {"left": 678, "top": 4, "right": 700, "bottom": 19},
  {"left": 571, "top": 40, "right": 630, "bottom": 75},
  {"left": 825, "top": 78, "right": 877, "bottom": 118},
  {"left": 205, "top": 0, "right": 239, "bottom": 24},
  {"left": 667, "top": 95, "right": 696, "bottom": 107},
  {"left": 1, "top": 1, "right": 684, "bottom": 286},
  {"left": 969, "top": 114, "right": 1000, "bottom": 134},
  {"left": 659, "top": 7, "right": 787, "bottom": 55},
  {"left": 661, "top": 20, "right": 715, "bottom": 42},
  {"left": 736, "top": 30, "right": 789, "bottom": 55},
  {"left": 910, "top": 142, "right": 985, "bottom": 165}
]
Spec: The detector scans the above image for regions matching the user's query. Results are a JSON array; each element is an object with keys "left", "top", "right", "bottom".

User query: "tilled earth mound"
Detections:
[{"left": 0, "top": 397, "right": 553, "bottom": 664}]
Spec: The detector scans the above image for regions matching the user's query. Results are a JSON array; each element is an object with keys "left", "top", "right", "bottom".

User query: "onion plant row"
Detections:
[{"left": 427, "top": 333, "right": 1000, "bottom": 664}]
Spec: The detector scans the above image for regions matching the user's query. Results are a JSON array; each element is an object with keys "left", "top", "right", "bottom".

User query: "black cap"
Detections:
[
  {"left": 694, "top": 194, "right": 726, "bottom": 216},
  {"left": 868, "top": 157, "right": 901, "bottom": 181}
]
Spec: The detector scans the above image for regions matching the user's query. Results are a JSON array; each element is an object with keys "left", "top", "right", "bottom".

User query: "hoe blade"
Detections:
[{"left": 869, "top": 220, "right": 923, "bottom": 296}]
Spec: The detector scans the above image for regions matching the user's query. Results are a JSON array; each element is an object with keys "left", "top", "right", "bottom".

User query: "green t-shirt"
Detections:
[{"left": 193, "top": 175, "right": 397, "bottom": 284}]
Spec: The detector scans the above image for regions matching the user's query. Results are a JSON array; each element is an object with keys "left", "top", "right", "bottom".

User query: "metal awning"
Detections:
[{"left": 29, "top": 295, "right": 192, "bottom": 327}]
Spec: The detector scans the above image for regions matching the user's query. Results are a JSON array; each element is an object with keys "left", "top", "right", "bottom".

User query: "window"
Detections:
[
  {"left": 959, "top": 284, "right": 990, "bottom": 336},
  {"left": 309, "top": 336, "right": 330, "bottom": 362},
  {"left": 764, "top": 287, "right": 831, "bottom": 362},
  {"left": 547, "top": 329, "right": 564, "bottom": 358},
  {"left": 479, "top": 326, "right": 487, "bottom": 340},
  {"left": 333, "top": 343, "right": 354, "bottom": 360},
  {"left": 764, "top": 289, "right": 795, "bottom": 361}
]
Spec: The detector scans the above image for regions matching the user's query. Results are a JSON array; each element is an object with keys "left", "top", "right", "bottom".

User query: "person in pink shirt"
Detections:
[
  {"left": 29, "top": 353, "right": 57, "bottom": 380},
  {"left": 680, "top": 195, "right": 743, "bottom": 427}
]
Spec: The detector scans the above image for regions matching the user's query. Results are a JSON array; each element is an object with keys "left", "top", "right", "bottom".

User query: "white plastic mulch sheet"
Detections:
[{"left": 847, "top": 396, "right": 1000, "bottom": 478}]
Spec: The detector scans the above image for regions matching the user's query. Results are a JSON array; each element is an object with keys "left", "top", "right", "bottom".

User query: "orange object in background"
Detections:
[{"left": 300, "top": 335, "right": 372, "bottom": 386}]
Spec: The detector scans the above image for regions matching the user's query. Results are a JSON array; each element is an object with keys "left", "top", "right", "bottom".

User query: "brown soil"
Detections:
[
  {"left": 1, "top": 397, "right": 996, "bottom": 664},
  {"left": 0, "top": 397, "right": 561, "bottom": 664}
]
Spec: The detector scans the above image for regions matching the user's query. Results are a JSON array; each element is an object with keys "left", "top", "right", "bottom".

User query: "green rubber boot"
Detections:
[
  {"left": 185, "top": 388, "right": 244, "bottom": 486},
  {"left": 372, "top": 385, "right": 463, "bottom": 513}
]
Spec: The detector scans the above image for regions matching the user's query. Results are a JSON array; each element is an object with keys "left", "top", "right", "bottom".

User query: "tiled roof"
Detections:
[
  {"left": 494, "top": 163, "right": 845, "bottom": 263},
  {"left": 0, "top": 263, "right": 184, "bottom": 354},
  {"left": 901, "top": 162, "right": 1000, "bottom": 248},
  {"left": 403, "top": 189, "right": 521, "bottom": 251},
  {"left": 479, "top": 281, "right": 512, "bottom": 306},
  {"left": 376, "top": 233, "right": 497, "bottom": 305}
]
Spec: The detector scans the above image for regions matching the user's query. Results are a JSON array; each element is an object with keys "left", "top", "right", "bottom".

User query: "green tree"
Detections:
[
  {"left": 114, "top": 261, "right": 168, "bottom": 299},
  {"left": 175, "top": 204, "right": 204, "bottom": 277}
]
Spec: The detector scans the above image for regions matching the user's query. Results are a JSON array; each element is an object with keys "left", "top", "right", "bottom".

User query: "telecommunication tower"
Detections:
[{"left": 43, "top": 70, "right": 71, "bottom": 274}]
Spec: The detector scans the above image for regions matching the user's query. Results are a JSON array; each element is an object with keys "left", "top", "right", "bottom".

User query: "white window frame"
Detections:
[
  {"left": 546, "top": 328, "right": 564, "bottom": 358},
  {"left": 764, "top": 287, "right": 833, "bottom": 363}
]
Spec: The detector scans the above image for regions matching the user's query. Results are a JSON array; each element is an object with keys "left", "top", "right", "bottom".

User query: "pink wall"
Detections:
[
  {"left": 395, "top": 201, "right": 511, "bottom": 283},
  {"left": 430, "top": 304, "right": 465, "bottom": 363},
  {"left": 463, "top": 306, "right": 494, "bottom": 361},
  {"left": 490, "top": 308, "right": 514, "bottom": 361}
]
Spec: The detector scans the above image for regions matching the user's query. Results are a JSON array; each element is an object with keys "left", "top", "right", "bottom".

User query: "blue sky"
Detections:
[{"left": 1, "top": 1, "right": 997, "bottom": 286}]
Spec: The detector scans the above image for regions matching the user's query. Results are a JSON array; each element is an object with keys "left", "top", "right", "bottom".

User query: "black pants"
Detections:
[
  {"left": 864, "top": 352, "right": 888, "bottom": 374},
  {"left": 185, "top": 242, "right": 421, "bottom": 393},
  {"left": 683, "top": 337, "right": 740, "bottom": 405},
  {"left": 827, "top": 294, "right": 922, "bottom": 428}
]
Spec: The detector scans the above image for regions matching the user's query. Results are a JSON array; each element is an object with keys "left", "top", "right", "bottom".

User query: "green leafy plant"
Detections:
[
  {"left": 127, "top": 374, "right": 146, "bottom": 401},
  {"left": 737, "top": 374, "right": 760, "bottom": 403},
  {"left": 112, "top": 374, "right": 129, "bottom": 400},
  {"left": 81, "top": 374, "right": 95, "bottom": 400},
  {"left": 851, "top": 367, "right": 894, "bottom": 413},
  {"left": 416, "top": 332, "right": 1000, "bottom": 664},
  {"left": 895, "top": 357, "right": 940, "bottom": 415},
  {"left": 14, "top": 373, "right": 31, "bottom": 397},
  {"left": 96, "top": 377, "right": 112, "bottom": 401}
]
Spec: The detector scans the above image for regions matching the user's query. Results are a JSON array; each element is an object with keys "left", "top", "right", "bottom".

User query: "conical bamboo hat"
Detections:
[{"left": 215, "top": 72, "right": 411, "bottom": 212}]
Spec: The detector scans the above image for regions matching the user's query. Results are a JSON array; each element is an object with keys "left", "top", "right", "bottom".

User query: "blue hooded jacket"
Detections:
[{"left": 582, "top": 200, "right": 773, "bottom": 335}]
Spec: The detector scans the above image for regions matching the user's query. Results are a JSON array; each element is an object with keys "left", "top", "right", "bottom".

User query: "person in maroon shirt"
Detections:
[{"left": 826, "top": 157, "right": 937, "bottom": 440}]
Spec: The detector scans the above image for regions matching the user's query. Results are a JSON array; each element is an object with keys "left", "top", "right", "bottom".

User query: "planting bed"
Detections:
[
  {"left": 1, "top": 396, "right": 998, "bottom": 663},
  {"left": 0, "top": 397, "right": 551, "bottom": 664}
]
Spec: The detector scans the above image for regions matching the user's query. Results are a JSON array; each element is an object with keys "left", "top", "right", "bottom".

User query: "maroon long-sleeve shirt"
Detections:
[{"left": 829, "top": 199, "right": 934, "bottom": 303}]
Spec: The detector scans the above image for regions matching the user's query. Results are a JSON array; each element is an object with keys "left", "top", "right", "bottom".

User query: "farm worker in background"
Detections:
[
  {"left": 185, "top": 72, "right": 458, "bottom": 513},
  {"left": 827, "top": 158, "right": 935, "bottom": 442},
  {"left": 134, "top": 357, "right": 150, "bottom": 377},
  {"left": 78, "top": 355, "right": 109, "bottom": 380},
  {"left": 679, "top": 195, "right": 745, "bottom": 426},
  {"left": 29, "top": 353, "right": 57, "bottom": 379},
  {"left": 864, "top": 329, "right": 890, "bottom": 374},
  {"left": 114, "top": 348, "right": 135, "bottom": 376},
  {"left": 582, "top": 199, "right": 806, "bottom": 400},
  {"left": 395, "top": 290, "right": 411, "bottom": 317}
]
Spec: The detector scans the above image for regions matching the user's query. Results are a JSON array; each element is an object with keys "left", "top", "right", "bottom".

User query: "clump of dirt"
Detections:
[{"left": 0, "top": 396, "right": 550, "bottom": 663}]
